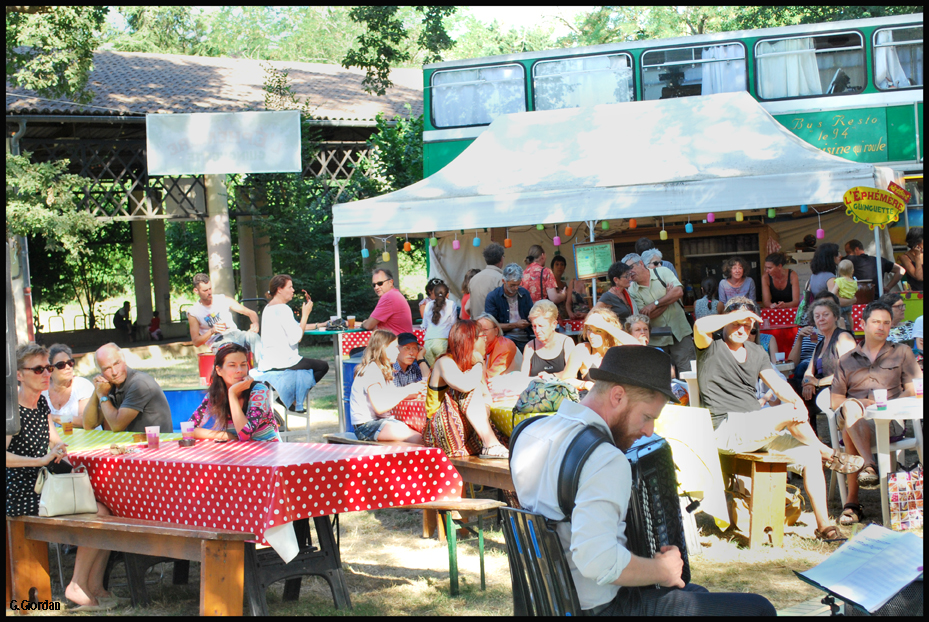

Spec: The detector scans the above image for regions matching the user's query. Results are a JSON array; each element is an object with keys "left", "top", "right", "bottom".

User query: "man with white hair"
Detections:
[
  {"left": 635, "top": 237, "right": 678, "bottom": 278},
  {"left": 91, "top": 343, "right": 171, "bottom": 433},
  {"left": 484, "top": 263, "right": 534, "bottom": 352},
  {"left": 623, "top": 253, "right": 695, "bottom": 378}
]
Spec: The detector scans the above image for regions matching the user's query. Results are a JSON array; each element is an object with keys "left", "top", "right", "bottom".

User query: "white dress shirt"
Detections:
[{"left": 510, "top": 400, "right": 633, "bottom": 610}]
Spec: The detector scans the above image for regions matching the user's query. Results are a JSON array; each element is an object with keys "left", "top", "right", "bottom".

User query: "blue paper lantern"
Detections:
[
  {"left": 361, "top": 248, "right": 370, "bottom": 259},
  {"left": 801, "top": 204, "right": 809, "bottom": 213},
  {"left": 473, "top": 237, "right": 481, "bottom": 247},
  {"left": 685, "top": 223, "right": 694, "bottom": 233}
]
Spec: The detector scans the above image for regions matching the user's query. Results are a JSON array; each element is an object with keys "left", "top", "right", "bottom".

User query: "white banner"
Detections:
[{"left": 146, "top": 111, "right": 301, "bottom": 175}]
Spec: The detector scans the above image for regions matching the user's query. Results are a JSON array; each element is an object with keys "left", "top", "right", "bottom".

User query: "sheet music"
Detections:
[{"left": 797, "top": 524, "right": 923, "bottom": 612}]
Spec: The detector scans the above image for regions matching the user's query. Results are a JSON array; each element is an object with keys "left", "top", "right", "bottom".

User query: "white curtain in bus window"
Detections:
[
  {"left": 432, "top": 65, "right": 526, "bottom": 128},
  {"left": 874, "top": 27, "right": 920, "bottom": 89},
  {"left": 533, "top": 54, "right": 633, "bottom": 111},
  {"left": 701, "top": 44, "right": 747, "bottom": 95},
  {"left": 757, "top": 38, "right": 822, "bottom": 99}
]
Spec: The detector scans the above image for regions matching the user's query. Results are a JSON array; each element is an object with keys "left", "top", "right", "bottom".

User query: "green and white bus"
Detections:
[{"left": 423, "top": 12, "right": 923, "bottom": 191}]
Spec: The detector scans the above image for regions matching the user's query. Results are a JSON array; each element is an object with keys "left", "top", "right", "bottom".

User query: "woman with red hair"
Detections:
[{"left": 424, "top": 320, "right": 508, "bottom": 458}]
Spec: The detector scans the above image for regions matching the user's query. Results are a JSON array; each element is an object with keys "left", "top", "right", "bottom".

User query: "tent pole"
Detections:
[
  {"left": 334, "top": 236, "right": 342, "bottom": 317},
  {"left": 589, "top": 220, "right": 598, "bottom": 306},
  {"left": 874, "top": 227, "right": 884, "bottom": 297}
]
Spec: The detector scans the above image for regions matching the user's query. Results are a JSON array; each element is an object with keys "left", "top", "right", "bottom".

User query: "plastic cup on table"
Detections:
[
  {"left": 60, "top": 414, "right": 73, "bottom": 435},
  {"left": 914, "top": 378, "right": 923, "bottom": 398},
  {"left": 145, "top": 426, "right": 160, "bottom": 450},
  {"left": 873, "top": 389, "right": 888, "bottom": 411},
  {"left": 180, "top": 421, "right": 195, "bottom": 440},
  {"left": 775, "top": 351, "right": 785, "bottom": 363},
  {"left": 347, "top": 315, "right": 356, "bottom": 328}
]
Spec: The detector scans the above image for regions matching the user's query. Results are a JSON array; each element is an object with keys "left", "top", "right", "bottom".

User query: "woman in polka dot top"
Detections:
[{"left": 189, "top": 343, "right": 280, "bottom": 442}]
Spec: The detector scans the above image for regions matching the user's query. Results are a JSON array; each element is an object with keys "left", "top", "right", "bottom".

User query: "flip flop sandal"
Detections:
[
  {"left": 838, "top": 502, "right": 865, "bottom": 526},
  {"left": 480, "top": 444, "right": 509, "bottom": 459},
  {"left": 813, "top": 525, "right": 847, "bottom": 542},
  {"left": 857, "top": 465, "right": 880, "bottom": 489},
  {"left": 823, "top": 451, "right": 864, "bottom": 474},
  {"left": 67, "top": 599, "right": 119, "bottom": 612}
]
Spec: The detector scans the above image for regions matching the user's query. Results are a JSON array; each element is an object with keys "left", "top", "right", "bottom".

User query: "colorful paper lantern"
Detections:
[
  {"left": 706, "top": 213, "right": 715, "bottom": 223},
  {"left": 685, "top": 223, "right": 694, "bottom": 233},
  {"left": 629, "top": 219, "right": 637, "bottom": 229},
  {"left": 767, "top": 208, "right": 776, "bottom": 219},
  {"left": 452, "top": 239, "right": 460, "bottom": 250},
  {"left": 382, "top": 251, "right": 390, "bottom": 262},
  {"left": 504, "top": 229, "right": 512, "bottom": 248},
  {"left": 473, "top": 237, "right": 481, "bottom": 247},
  {"left": 403, "top": 240, "right": 412, "bottom": 252},
  {"left": 816, "top": 228, "right": 825, "bottom": 239},
  {"left": 536, "top": 224, "right": 544, "bottom": 230},
  {"left": 553, "top": 235, "right": 561, "bottom": 246},
  {"left": 801, "top": 204, "right": 809, "bottom": 213},
  {"left": 736, "top": 211, "right": 744, "bottom": 222},
  {"left": 430, "top": 236, "right": 438, "bottom": 247},
  {"left": 361, "top": 248, "right": 370, "bottom": 259},
  {"left": 601, "top": 221, "right": 609, "bottom": 230},
  {"left": 659, "top": 230, "right": 668, "bottom": 241},
  {"left": 564, "top": 225, "right": 573, "bottom": 237}
]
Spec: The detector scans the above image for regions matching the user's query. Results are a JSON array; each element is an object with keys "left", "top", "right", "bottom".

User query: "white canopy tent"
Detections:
[{"left": 331, "top": 91, "right": 899, "bottom": 313}]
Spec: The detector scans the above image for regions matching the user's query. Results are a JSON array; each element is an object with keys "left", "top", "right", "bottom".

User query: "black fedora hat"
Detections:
[{"left": 587, "top": 345, "right": 675, "bottom": 402}]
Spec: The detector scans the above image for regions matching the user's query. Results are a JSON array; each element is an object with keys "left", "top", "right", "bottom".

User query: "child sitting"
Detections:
[
  {"left": 694, "top": 277, "right": 719, "bottom": 319},
  {"left": 831, "top": 259, "right": 858, "bottom": 329},
  {"left": 148, "top": 310, "right": 163, "bottom": 341}
]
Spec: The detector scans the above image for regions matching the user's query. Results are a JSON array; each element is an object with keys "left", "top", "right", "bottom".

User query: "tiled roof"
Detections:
[{"left": 6, "top": 50, "right": 423, "bottom": 121}]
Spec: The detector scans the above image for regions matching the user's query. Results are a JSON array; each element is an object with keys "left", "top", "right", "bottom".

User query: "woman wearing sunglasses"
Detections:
[
  {"left": 8, "top": 343, "right": 116, "bottom": 610},
  {"left": 41, "top": 344, "right": 95, "bottom": 429}
]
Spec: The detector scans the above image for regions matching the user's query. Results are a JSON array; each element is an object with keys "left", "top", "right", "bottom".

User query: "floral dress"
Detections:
[
  {"left": 520, "top": 263, "right": 557, "bottom": 304},
  {"left": 6, "top": 396, "right": 51, "bottom": 517}
]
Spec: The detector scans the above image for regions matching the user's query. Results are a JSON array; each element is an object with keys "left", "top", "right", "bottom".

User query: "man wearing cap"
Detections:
[
  {"left": 511, "top": 346, "right": 776, "bottom": 616},
  {"left": 694, "top": 296, "right": 864, "bottom": 542},
  {"left": 392, "top": 333, "right": 430, "bottom": 387}
]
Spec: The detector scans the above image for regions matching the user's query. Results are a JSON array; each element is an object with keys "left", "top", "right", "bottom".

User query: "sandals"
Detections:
[
  {"left": 823, "top": 451, "right": 864, "bottom": 475},
  {"left": 813, "top": 525, "right": 847, "bottom": 542},
  {"left": 857, "top": 465, "right": 879, "bottom": 489},
  {"left": 839, "top": 502, "right": 865, "bottom": 526},
  {"left": 480, "top": 444, "right": 509, "bottom": 459}
]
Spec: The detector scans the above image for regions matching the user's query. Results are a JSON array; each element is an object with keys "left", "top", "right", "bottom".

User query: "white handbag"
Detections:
[{"left": 34, "top": 465, "right": 97, "bottom": 516}]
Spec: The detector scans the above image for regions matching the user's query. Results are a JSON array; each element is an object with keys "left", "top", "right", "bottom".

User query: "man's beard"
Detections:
[{"left": 608, "top": 408, "right": 637, "bottom": 451}]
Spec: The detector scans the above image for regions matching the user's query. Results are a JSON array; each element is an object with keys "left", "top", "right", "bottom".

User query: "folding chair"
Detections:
[{"left": 499, "top": 507, "right": 583, "bottom": 616}]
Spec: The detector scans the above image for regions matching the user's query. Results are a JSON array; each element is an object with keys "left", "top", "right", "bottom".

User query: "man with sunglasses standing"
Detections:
[
  {"left": 90, "top": 343, "right": 171, "bottom": 433},
  {"left": 361, "top": 268, "right": 413, "bottom": 335}
]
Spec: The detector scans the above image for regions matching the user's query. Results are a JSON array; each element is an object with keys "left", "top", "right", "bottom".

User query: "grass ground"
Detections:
[{"left": 20, "top": 342, "right": 922, "bottom": 616}]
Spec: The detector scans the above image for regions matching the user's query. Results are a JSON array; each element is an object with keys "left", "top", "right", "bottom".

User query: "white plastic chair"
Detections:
[
  {"left": 266, "top": 384, "right": 312, "bottom": 442},
  {"left": 817, "top": 388, "right": 920, "bottom": 506}
]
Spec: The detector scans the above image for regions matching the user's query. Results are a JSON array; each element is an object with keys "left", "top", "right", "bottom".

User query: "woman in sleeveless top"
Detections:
[
  {"left": 521, "top": 300, "right": 575, "bottom": 377},
  {"left": 425, "top": 320, "right": 508, "bottom": 458},
  {"left": 557, "top": 308, "right": 639, "bottom": 393},
  {"left": 761, "top": 252, "right": 800, "bottom": 309}
]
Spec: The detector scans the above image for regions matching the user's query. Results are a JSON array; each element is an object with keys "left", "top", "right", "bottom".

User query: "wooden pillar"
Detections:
[
  {"left": 130, "top": 216, "right": 154, "bottom": 327},
  {"left": 148, "top": 219, "right": 171, "bottom": 324}
]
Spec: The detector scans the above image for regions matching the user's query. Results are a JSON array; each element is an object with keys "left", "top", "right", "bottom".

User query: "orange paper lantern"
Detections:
[
  {"left": 564, "top": 225, "right": 573, "bottom": 237},
  {"left": 403, "top": 241, "right": 412, "bottom": 252},
  {"left": 629, "top": 219, "right": 637, "bottom": 229},
  {"left": 504, "top": 238, "right": 512, "bottom": 248}
]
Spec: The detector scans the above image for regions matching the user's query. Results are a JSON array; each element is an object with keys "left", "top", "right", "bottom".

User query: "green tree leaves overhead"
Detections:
[{"left": 6, "top": 5, "right": 108, "bottom": 104}]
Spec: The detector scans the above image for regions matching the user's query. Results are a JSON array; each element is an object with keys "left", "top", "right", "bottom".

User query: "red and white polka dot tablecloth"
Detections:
[
  {"left": 69, "top": 441, "right": 462, "bottom": 548},
  {"left": 391, "top": 398, "right": 427, "bottom": 434},
  {"left": 558, "top": 319, "right": 584, "bottom": 332},
  {"left": 341, "top": 329, "right": 426, "bottom": 356},
  {"left": 760, "top": 307, "right": 797, "bottom": 326}
]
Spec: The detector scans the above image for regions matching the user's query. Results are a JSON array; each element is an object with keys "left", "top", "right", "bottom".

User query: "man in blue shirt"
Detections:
[
  {"left": 392, "top": 333, "right": 429, "bottom": 387},
  {"left": 484, "top": 263, "right": 534, "bottom": 353}
]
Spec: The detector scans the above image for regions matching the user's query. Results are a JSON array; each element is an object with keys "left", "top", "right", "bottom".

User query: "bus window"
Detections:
[
  {"left": 873, "top": 26, "right": 922, "bottom": 90},
  {"left": 431, "top": 64, "right": 526, "bottom": 128},
  {"left": 756, "top": 31, "right": 864, "bottom": 99},
  {"left": 533, "top": 53, "right": 634, "bottom": 111},
  {"left": 641, "top": 43, "right": 746, "bottom": 101}
]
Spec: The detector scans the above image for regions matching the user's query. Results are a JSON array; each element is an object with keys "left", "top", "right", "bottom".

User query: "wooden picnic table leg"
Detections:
[
  {"left": 748, "top": 461, "right": 786, "bottom": 549},
  {"left": 199, "top": 540, "right": 244, "bottom": 616},
  {"left": 7, "top": 519, "right": 52, "bottom": 612}
]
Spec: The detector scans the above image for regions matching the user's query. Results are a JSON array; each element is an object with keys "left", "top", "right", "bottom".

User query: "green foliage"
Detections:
[
  {"left": 355, "top": 105, "right": 424, "bottom": 195},
  {"left": 6, "top": 151, "right": 101, "bottom": 258},
  {"left": 102, "top": 6, "right": 217, "bottom": 55},
  {"left": 6, "top": 6, "right": 108, "bottom": 104},
  {"left": 343, "top": 6, "right": 457, "bottom": 95},
  {"left": 447, "top": 15, "right": 556, "bottom": 60},
  {"left": 727, "top": 6, "right": 922, "bottom": 30},
  {"left": 165, "top": 221, "right": 208, "bottom": 295}
]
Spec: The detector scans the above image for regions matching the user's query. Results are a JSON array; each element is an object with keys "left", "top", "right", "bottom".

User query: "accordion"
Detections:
[{"left": 623, "top": 434, "right": 690, "bottom": 585}]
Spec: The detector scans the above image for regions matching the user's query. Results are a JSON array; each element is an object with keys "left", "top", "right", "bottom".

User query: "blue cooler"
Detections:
[
  {"left": 341, "top": 354, "right": 363, "bottom": 433},
  {"left": 163, "top": 388, "right": 208, "bottom": 431}
]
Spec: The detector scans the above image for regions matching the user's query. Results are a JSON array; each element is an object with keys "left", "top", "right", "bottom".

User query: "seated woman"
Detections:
[
  {"left": 258, "top": 274, "right": 329, "bottom": 384},
  {"left": 42, "top": 343, "right": 95, "bottom": 429},
  {"left": 425, "top": 320, "right": 508, "bottom": 459},
  {"left": 799, "top": 298, "right": 857, "bottom": 418},
  {"left": 8, "top": 343, "right": 114, "bottom": 610},
  {"left": 475, "top": 313, "right": 520, "bottom": 380},
  {"left": 190, "top": 344, "right": 281, "bottom": 442},
  {"left": 625, "top": 313, "right": 677, "bottom": 377},
  {"left": 350, "top": 330, "right": 425, "bottom": 443},
  {"left": 556, "top": 307, "right": 639, "bottom": 393},
  {"left": 521, "top": 300, "right": 576, "bottom": 377}
]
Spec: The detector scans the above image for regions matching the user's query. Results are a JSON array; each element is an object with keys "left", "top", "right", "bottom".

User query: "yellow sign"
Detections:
[{"left": 842, "top": 186, "right": 905, "bottom": 230}]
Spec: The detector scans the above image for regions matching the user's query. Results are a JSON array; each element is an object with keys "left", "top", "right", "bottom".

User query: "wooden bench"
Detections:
[
  {"left": 7, "top": 514, "right": 254, "bottom": 616},
  {"left": 406, "top": 499, "right": 505, "bottom": 596},
  {"left": 718, "top": 452, "right": 793, "bottom": 548}
]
